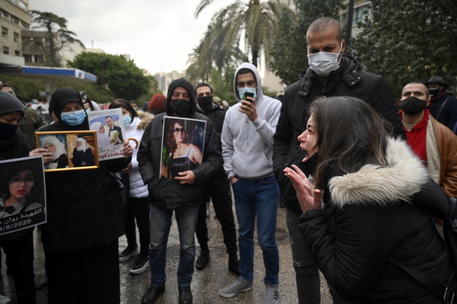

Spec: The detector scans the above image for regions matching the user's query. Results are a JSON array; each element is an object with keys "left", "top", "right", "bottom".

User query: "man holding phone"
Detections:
[{"left": 220, "top": 62, "right": 282, "bottom": 304}]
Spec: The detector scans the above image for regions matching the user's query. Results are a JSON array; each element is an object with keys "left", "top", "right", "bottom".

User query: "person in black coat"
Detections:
[
  {"left": 30, "top": 87, "right": 133, "bottom": 304},
  {"left": 285, "top": 96, "right": 456, "bottom": 303},
  {"left": 0, "top": 91, "right": 36, "bottom": 304},
  {"left": 138, "top": 78, "right": 221, "bottom": 304},
  {"left": 272, "top": 17, "right": 404, "bottom": 304}
]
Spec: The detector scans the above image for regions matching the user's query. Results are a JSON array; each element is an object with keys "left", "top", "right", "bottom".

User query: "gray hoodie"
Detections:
[{"left": 221, "top": 62, "right": 282, "bottom": 179}]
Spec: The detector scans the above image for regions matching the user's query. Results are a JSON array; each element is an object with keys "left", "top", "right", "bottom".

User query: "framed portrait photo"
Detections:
[
  {"left": 35, "top": 130, "right": 99, "bottom": 172},
  {"left": 0, "top": 156, "right": 46, "bottom": 236},
  {"left": 87, "top": 109, "right": 126, "bottom": 161},
  {"left": 160, "top": 116, "right": 207, "bottom": 179}
]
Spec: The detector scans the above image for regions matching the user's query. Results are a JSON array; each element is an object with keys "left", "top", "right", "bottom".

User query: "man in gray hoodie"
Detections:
[{"left": 220, "top": 63, "right": 282, "bottom": 304}]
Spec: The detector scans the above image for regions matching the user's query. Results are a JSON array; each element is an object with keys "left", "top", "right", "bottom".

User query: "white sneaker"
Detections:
[
  {"left": 264, "top": 283, "right": 279, "bottom": 304},
  {"left": 219, "top": 276, "right": 253, "bottom": 298}
]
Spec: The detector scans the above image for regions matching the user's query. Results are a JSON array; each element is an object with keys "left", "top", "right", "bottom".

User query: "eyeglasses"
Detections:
[
  {"left": 237, "top": 80, "right": 256, "bottom": 88},
  {"left": 10, "top": 176, "right": 34, "bottom": 186},
  {"left": 173, "top": 127, "right": 185, "bottom": 133}
]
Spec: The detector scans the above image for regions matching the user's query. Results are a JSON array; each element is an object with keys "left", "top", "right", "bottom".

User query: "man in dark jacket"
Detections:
[
  {"left": 424, "top": 75, "right": 457, "bottom": 133},
  {"left": 193, "top": 82, "right": 239, "bottom": 274},
  {"left": 138, "top": 78, "right": 221, "bottom": 304},
  {"left": 272, "top": 17, "right": 404, "bottom": 304}
]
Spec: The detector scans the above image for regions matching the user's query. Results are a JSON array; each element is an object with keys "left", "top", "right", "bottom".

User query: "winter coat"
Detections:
[
  {"left": 40, "top": 88, "right": 128, "bottom": 251},
  {"left": 222, "top": 62, "right": 282, "bottom": 180},
  {"left": 138, "top": 78, "right": 221, "bottom": 209},
  {"left": 428, "top": 91, "right": 457, "bottom": 131},
  {"left": 124, "top": 112, "right": 153, "bottom": 198},
  {"left": 273, "top": 56, "right": 404, "bottom": 214},
  {"left": 299, "top": 138, "right": 456, "bottom": 303}
]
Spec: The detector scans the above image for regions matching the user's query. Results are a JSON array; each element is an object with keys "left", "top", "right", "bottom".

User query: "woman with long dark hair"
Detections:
[{"left": 285, "top": 96, "right": 456, "bottom": 303}]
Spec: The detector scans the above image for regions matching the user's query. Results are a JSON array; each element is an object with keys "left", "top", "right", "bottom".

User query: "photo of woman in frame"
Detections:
[
  {"left": 161, "top": 117, "right": 206, "bottom": 179},
  {"left": 40, "top": 135, "right": 68, "bottom": 169}
]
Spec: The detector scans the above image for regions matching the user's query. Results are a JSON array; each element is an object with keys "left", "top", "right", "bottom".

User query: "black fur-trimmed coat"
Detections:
[{"left": 299, "top": 138, "right": 456, "bottom": 303}]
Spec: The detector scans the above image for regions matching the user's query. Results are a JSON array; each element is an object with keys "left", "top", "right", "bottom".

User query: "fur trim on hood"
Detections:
[
  {"left": 329, "top": 137, "right": 428, "bottom": 208},
  {"left": 136, "top": 110, "right": 154, "bottom": 130}
]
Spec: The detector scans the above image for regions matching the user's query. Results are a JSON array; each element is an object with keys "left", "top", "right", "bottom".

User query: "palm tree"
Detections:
[
  {"left": 26, "top": 11, "right": 85, "bottom": 67},
  {"left": 193, "top": 0, "right": 282, "bottom": 68}
]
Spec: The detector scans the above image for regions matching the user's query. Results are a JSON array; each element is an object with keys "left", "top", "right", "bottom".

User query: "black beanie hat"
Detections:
[{"left": 0, "top": 91, "right": 25, "bottom": 118}]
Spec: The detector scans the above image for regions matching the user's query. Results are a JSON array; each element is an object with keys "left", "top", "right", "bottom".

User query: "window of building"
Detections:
[
  {"left": 14, "top": 32, "right": 19, "bottom": 43},
  {"left": 0, "top": 9, "right": 9, "bottom": 20},
  {"left": 24, "top": 54, "right": 32, "bottom": 62},
  {"left": 18, "top": 1, "right": 27, "bottom": 10},
  {"left": 2, "top": 27, "right": 8, "bottom": 39},
  {"left": 34, "top": 55, "right": 44, "bottom": 63},
  {"left": 11, "top": 15, "right": 19, "bottom": 24},
  {"left": 15, "top": 50, "right": 20, "bottom": 56},
  {"left": 353, "top": 4, "right": 371, "bottom": 25},
  {"left": 3, "top": 47, "right": 9, "bottom": 55},
  {"left": 20, "top": 20, "right": 30, "bottom": 29}
]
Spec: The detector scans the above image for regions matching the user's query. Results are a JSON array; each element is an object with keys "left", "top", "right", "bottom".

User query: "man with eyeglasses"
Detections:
[
  {"left": 220, "top": 63, "right": 282, "bottom": 304},
  {"left": 138, "top": 78, "right": 221, "bottom": 304},
  {"left": 272, "top": 17, "right": 404, "bottom": 304},
  {"left": 192, "top": 82, "right": 239, "bottom": 275}
]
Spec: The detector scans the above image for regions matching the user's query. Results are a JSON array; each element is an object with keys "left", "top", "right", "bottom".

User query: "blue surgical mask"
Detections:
[
  {"left": 238, "top": 87, "right": 257, "bottom": 100},
  {"left": 60, "top": 109, "right": 86, "bottom": 126},
  {"left": 307, "top": 41, "right": 343, "bottom": 77},
  {"left": 123, "top": 115, "right": 132, "bottom": 125}
]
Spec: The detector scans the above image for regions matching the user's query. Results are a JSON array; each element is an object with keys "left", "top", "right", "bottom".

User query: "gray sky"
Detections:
[{"left": 29, "top": 0, "right": 227, "bottom": 75}]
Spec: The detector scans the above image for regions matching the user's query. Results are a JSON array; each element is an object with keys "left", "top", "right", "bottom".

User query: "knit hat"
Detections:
[
  {"left": 0, "top": 91, "right": 25, "bottom": 118},
  {"left": 424, "top": 75, "right": 449, "bottom": 89}
]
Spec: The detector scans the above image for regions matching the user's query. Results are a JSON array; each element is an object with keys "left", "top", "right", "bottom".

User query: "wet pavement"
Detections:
[{"left": 1, "top": 205, "right": 333, "bottom": 303}]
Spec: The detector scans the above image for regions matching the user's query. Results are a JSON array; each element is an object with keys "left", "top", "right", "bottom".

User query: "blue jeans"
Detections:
[
  {"left": 232, "top": 176, "right": 280, "bottom": 284},
  {"left": 148, "top": 203, "right": 199, "bottom": 286}
]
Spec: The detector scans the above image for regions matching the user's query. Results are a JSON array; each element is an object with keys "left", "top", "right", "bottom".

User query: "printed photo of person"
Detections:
[
  {"left": 72, "top": 136, "right": 96, "bottom": 167},
  {"left": 161, "top": 117, "right": 206, "bottom": 178},
  {"left": 90, "top": 121, "right": 111, "bottom": 147},
  {"left": 0, "top": 156, "right": 46, "bottom": 235},
  {"left": 40, "top": 135, "right": 68, "bottom": 169},
  {"left": 105, "top": 115, "right": 123, "bottom": 145}
]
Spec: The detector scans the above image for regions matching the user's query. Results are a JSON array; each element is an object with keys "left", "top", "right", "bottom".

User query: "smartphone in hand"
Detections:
[{"left": 243, "top": 92, "right": 254, "bottom": 102}]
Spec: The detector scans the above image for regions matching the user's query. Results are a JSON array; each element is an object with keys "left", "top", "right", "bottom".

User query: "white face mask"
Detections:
[{"left": 307, "top": 41, "right": 343, "bottom": 77}]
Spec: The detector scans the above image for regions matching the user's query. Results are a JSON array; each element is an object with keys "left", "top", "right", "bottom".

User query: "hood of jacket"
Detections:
[
  {"left": 233, "top": 62, "right": 264, "bottom": 102},
  {"left": 165, "top": 78, "right": 196, "bottom": 117},
  {"left": 329, "top": 137, "right": 429, "bottom": 208},
  {"left": 298, "top": 56, "right": 362, "bottom": 98},
  {"left": 137, "top": 110, "right": 154, "bottom": 130}
]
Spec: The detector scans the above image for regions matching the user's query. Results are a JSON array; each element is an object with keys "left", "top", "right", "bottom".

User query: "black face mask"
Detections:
[
  {"left": 401, "top": 96, "right": 427, "bottom": 115},
  {"left": 428, "top": 88, "right": 440, "bottom": 97},
  {"left": 197, "top": 96, "right": 214, "bottom": 112},
  {"left": 0, "top": 122, "right": 19, "bottom": 139},
  {"left": 171, "top": 99, "right": 190, "bottom": 117}
]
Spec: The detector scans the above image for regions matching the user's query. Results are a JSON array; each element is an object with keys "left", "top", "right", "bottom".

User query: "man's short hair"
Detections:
[
  {"left": 405, "top": 81, "right": 430, "bottom": 100},
  {"left": 306, "top": 17, "right": 342, "bottom": 43},
  {"left": 105, "top": 116, "right": 113, "bottom": 120},
  {"left": 195, "top": 82, "right": 213, "bottom": 94}
]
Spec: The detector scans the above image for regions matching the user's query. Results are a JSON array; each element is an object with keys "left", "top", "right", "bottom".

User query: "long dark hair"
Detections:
[
  {"left": 310, "top": 96, "right": 392, "bottom": 191},
  {"left": 166, "top": 119, "right": 188, "bottom": 154},
  {"left": 109, "top": 99, "right": 139, "bottom": 119},
  {"left": 1, "top": 163, "right": 43, "bottom": 205}
]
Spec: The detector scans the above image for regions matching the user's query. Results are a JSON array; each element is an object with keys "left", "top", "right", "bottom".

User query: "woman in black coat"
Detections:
[
  {"left": 30, "top": 87, "right": 133, "bottom": 304},
  {"left": 0, "top": 91, "right": 37, "bottom": 304},
  {"left": 284, "top": 96, "right": 456, "bottom": 303}
]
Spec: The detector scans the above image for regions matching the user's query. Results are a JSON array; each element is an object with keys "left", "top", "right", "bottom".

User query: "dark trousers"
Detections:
[
  {"left": 195, "top": 174, "right": 237, "bottom": 255},
  {"left": 1, "top": 231, "right": 36, "bottom": 304},
  {"left": 46, "top": 240, "right": 120, "bottom": 304},
  {"left": 124, "top": 196, "right": 150, "bottom": 256}
]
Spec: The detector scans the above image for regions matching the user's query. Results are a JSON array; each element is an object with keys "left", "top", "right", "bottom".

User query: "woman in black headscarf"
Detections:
[{"left": 30, "top": 87, "right": 133, "bottom": 304}]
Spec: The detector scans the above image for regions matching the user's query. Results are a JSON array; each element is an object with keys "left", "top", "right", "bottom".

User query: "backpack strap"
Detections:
[{"left": 388, "top": 257, "right": 456, "bottom": 304}]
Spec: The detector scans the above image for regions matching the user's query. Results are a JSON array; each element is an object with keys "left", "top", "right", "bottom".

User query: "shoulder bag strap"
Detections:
[
  {"left": 388, "top": 257, "right": 455, "bottom": 304},
  {"left": 435, "top": 97, "right": 450, "bottom": 121}
]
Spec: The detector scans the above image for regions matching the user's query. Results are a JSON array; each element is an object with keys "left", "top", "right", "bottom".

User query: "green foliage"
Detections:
[
  {"left": 351, "top": 0, "right": 457, "bottom": 96},
  {"left": 27, "top": 11, "right": 85, "bottom": 67},
  {"left": 0, "top": 75, "right": 43, "bottom": 102},
  {"left": 269, "top": 0, "right": 343, "bottom": 86},
  {"left": 189, "top": 0, "right": 283, "bottom": 81},
  {"left": 68, "top": 52, "right": 150, "bottom": 100}
]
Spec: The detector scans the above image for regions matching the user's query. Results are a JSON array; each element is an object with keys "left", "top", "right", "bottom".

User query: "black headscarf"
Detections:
[{"left": 46, "top": 87, "right": 89, "bottom": 131}]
